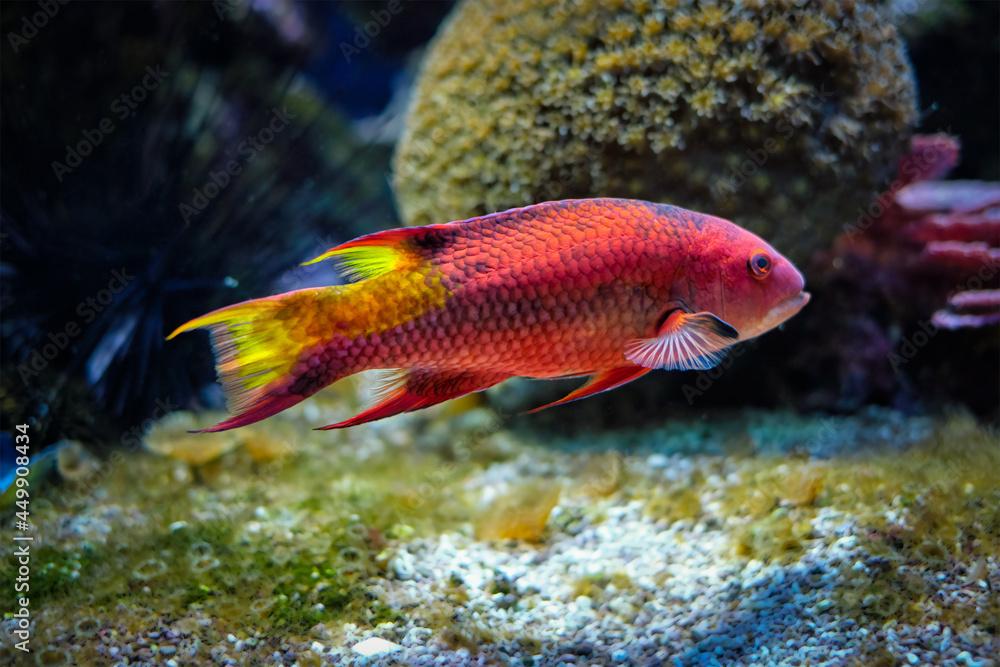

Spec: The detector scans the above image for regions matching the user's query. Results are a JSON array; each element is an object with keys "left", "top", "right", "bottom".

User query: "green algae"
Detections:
[
  {"left": 8, "top": 402, "right": 501, "bottom": 647},
  {"left": 571, "top": 572, "right": 635, "bottom": 602},
  {"left": 629, "top": 411, "right": 999, "bottom": 632},
  {"left": 24, "top": 544, "right": 99, "bottom": 601},
  {"left": 7, "top": 405, "right": 996, "bottom": 661},
  {"left": 618, "top": 410, "right": 996, "bottom": 565},
  {"left": 726, "top": 413, "right": 998, "bottom": 560}
]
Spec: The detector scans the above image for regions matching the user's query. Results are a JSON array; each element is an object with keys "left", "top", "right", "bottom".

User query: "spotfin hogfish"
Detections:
[{"left": 168, "top": 198, "right": 809, "bottom": 431}]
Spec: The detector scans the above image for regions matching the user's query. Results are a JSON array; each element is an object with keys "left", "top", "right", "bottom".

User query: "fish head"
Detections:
[{"left": 688, "top": 216, "right": 810, "bottom": 342}]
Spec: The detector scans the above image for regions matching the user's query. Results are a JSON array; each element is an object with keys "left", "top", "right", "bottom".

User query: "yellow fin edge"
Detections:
[{"left": 301, "top": 244, "right": 405, "bottom": 281}]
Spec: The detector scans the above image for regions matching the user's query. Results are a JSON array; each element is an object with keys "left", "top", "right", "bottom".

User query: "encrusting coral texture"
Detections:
[{"left": 394, "top": 0, "right": 918, "bottom": 263}]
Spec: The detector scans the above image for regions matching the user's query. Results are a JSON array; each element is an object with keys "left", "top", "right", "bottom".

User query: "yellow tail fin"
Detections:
[{"left": 167, "top": 288, "right": 333, "bottom": 430}]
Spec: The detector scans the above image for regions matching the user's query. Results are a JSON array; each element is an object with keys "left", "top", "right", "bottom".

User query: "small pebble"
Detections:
[{"left": 352, "top": 637, "right": 402, "bottom": 657}]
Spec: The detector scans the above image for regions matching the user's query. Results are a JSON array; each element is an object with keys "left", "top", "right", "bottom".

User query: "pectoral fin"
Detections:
[
  {"left": 625, "top": 310, "right": 739, "bottom": 371},
  {"left": 316, "top": 368, "right": 507, "bottom": 429},
  {"left": 526, "top": 366, "right": 651, "bottom": 414}
]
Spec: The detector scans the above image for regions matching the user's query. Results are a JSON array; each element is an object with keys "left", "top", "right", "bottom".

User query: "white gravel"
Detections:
[{"left": 318, "top": 457, "right": 999, "bottom": 666}]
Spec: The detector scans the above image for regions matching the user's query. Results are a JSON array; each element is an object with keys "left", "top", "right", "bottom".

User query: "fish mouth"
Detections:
[
  {"left": 742, "top": 291, "right": 811, "bottom": 341},
  {"left": 768, "top": 290, "right": 811, "bottom": 326}
]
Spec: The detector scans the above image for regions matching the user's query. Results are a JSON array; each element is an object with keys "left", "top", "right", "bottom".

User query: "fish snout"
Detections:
[
  {"left": 739, "top": 258, "right": 809, "bottom": 341},
  {"left": 776, "top": 257, "right": 807, "bottom": 298},
  {"left": 775, "top": 257, "right": 809, "bottom": 322}
]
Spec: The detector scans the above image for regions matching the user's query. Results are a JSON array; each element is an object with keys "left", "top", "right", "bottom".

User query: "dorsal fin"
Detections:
[{"left": 301, "top": 224, "right": 453, "bottom": 281}]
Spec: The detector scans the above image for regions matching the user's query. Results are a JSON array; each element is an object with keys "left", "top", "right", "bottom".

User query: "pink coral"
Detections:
[{"left": 839, "top": 134, "right": 1000, "bottom": 329}]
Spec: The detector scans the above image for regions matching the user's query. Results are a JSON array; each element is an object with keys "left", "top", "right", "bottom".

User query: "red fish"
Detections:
[{"left": 168, "top": 198, "right": 809, "bottom": 431}]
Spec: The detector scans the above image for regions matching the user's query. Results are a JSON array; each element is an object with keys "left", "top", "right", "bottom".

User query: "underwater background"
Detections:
[{"left": 1, "top": 0, "right": 997, "bottom": 665}]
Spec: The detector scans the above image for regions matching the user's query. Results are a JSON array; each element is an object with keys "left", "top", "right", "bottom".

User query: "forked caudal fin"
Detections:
[
  {"left": 167, "top": 226, "right": 456, "bottom": 432},
  {"left": 166, "top": 287, "right": 338, "bottom": 432}
]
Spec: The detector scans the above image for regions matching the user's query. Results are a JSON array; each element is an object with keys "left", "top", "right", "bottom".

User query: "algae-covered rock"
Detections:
[
  {"left": 144, "top": 411, "right": 241, "bottom": 466},
  {"left": 7, "top": 409, "right": 998, "bottom": 665},
  {"left": 55, "top": 441, "right": 101, "bottom": 485},
  {"left": 475, "top": 479, "right": 561, "bottom": 542},
  {"left": 394, "top": 0, "right": 917, "bottom": 263}
]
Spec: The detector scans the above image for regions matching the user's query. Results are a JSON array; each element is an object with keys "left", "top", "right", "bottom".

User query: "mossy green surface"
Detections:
[
  {"left": 1, "top": 395, "right": 496, "bottom": 662},
  {"left": 3, "top": 404, "right": 996, "bottom": 662},
  {"left": 395, "top": 0, "right": 917, "bottom": 263},
  {"left": 572, "top": 571, "right": 635, "bottom": 602},
  {"left": 626, "top": 412, "right": 999, "bottom": 633}
]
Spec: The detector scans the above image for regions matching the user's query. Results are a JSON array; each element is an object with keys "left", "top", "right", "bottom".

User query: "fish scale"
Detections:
[{"left": 168, "top": 198, "right": 808, "bottom": 431}]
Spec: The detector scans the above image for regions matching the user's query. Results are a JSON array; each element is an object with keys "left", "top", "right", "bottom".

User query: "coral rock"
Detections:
[
  {"left": 395, "top": 0, "right": 917, "bottom": 263},
  {"left": 837, "top": 135, "right": 1000, "bottom": 330}
]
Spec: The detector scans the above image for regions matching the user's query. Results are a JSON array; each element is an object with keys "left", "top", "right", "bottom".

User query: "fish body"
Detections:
[{"left": 169, "top": 198, "right": 809, "bottom": 430}]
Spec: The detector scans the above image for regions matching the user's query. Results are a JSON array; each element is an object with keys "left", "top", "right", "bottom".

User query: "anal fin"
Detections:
[
  {"left": 195, "top": 393, "right": 303, "bottom": 433},
  {"left": 527, "top": 366, "right": 650, "bottom": 414},
  {"left": 317, "top": 368, "right": 507, "bottom": 429}
]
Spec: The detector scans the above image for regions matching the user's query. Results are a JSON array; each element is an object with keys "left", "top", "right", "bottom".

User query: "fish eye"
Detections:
[{"left": 748, "top": 251, "right": 772, "bottom": 279}]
